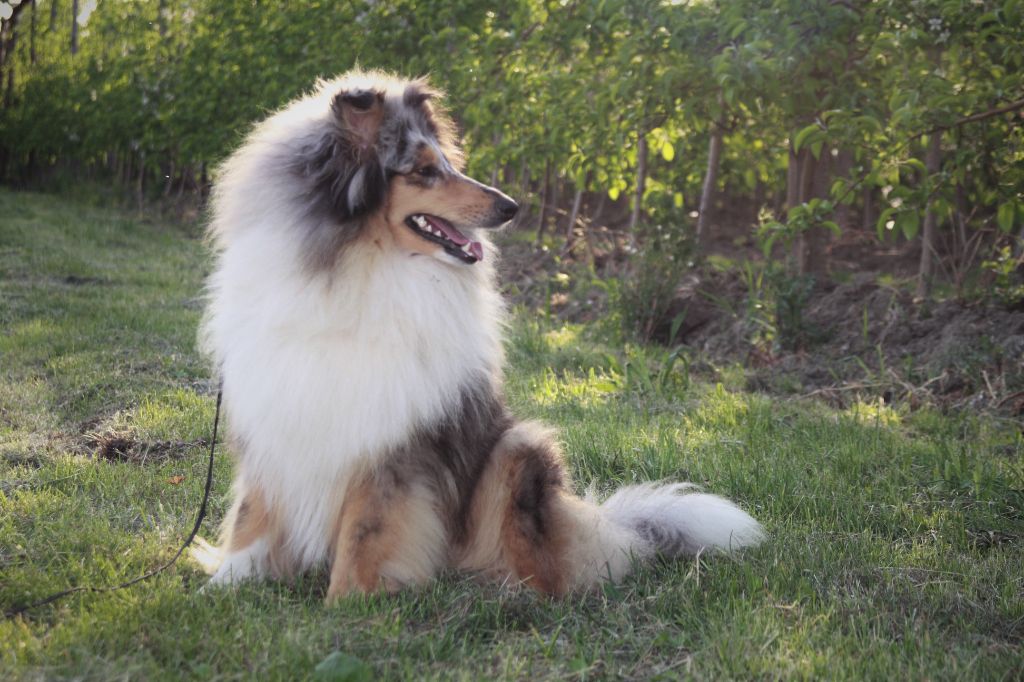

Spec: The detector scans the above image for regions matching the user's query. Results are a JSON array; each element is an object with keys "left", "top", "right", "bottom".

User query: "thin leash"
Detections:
[{"left": 4, "top": 388, "right": 223, "bottom": 619}]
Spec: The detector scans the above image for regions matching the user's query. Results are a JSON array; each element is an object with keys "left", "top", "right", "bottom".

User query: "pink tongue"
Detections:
[{"left": 424, "top": 215, "right": 484, "bottom": 261}]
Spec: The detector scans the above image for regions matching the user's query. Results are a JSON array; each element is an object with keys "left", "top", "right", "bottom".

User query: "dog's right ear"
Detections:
[
  {"left": 331, "top": 89, "right": 385, "bottom": 157},
  {"left": 290, "top": 87, "right": 389, "bottom": 271}
]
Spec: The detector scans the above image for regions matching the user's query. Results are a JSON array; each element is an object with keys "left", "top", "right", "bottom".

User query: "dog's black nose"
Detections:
[{"left": 496, "top": 197, "right": 519, "bottom": 221}]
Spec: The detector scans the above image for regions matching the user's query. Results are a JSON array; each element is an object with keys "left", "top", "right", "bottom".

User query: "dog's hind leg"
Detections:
[
  {"left": 456, "top": 422, "right": 574, "bottom": 595},
  {"left": 207, "top": 484, "right": 275, "bottom": 586},
  {"left": 456, "top": 422, "right": 644, "bottom": 596},
  {"left": 326, "top": 465, "right": 447, "bottom": 604}
]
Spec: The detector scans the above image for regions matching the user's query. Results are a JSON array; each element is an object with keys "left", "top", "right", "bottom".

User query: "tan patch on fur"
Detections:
[
  {"left": 327, "top": 469, "right": 447, "bottom": 603},
  {"left": 500, "top": 459, "right": 571, "bottom": 596},
  {"left": 374, "top": 170, "right": 499, "bottom": 259},
  {"left": 227, "top": 490, "right": 270, "bottom": 551},
  {"left": 218, "top": 484, "right": 297, "bottom": 578},
  {"left": 456, "top": 422, "right": 572, "bottom": 596}
]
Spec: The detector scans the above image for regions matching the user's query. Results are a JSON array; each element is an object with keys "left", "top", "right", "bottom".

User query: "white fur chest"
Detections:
[{"left": 203, "top": 227, "right": 503, "bottom": 565}]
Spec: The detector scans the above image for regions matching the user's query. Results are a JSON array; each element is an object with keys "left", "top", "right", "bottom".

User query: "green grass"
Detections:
[{"left": 2, "top": 188, "right": 1023, "bottom": 680}]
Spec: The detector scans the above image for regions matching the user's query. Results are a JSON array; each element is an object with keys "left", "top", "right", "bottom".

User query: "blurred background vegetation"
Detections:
[{"left": 1, "top": 0, "right": 1022, "bottom": 407}]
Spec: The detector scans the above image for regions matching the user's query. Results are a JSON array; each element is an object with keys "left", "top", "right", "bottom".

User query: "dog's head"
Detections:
[{"left": 291, "top": 72, "right": 518, "bottom": 271}]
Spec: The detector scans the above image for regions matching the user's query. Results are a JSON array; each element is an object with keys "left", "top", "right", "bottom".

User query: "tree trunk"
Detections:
[
  {"left": 564, "top": 179, "right": 585, "bottom": 253},
  {"left": 627, "top": 128, "right": 648, "bottom": 241},
  {"left": 793, "top": 149, "right": 818, "bottom": 275},
  {"left": 833, "top": 148, "right": 853, "bottom": 231},
  {"left": 200, "top": 162, "right": 209, "bottom": 200},
  {"left": 915, "top": 132, "right": 943, "bottom": 300},
  {"left": 136, "top": 150, "right": 145, "bottom": 213},
  {"left": 861, "top": 185, "right": 874, "bottom": 231},
  {"left": 29, "top": 0, "right": 37, "bottom": 65},
  {"left": 164, "top": 157, "right": 175, "bottom": 197},
  {"left": 797, "top": 148, "right": 832, "bottom": 276},
  {"left": 785, "top": 142, "right": 801, "bottom": 216},
  {"left": 549, "top": 172, "right": 561, "bottom": 237},
  {"left": 536, "top": 159, "right": 551, "bottom": 246},
  {"left": 49, "top": 0, "right": 58, "bottom": 32},
  {"left": 696, "top": 121, "right": 724, "bottom": 254},
  {"left": 70, "top": 0, "right": 79, "bottom": 55},
  {"left": 3, "top": 23, "right": 16, "bottom": 110}
]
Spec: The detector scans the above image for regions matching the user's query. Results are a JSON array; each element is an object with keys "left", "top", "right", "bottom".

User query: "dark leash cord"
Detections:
[{"left": 3, "top": 389, "right": 223, "bottom": 619}]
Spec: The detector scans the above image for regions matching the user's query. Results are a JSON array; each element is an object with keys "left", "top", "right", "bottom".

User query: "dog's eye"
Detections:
[{"left": 415, "top": 165, "right": 439, "bottom": 179}]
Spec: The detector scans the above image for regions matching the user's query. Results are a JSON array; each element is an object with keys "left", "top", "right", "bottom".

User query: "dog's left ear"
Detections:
[
  {"left": 403, "top": 82, "right": 437, "bottom": 109},
  {"left": 403, "top": 81, "right": 465, "bottom": 171}
]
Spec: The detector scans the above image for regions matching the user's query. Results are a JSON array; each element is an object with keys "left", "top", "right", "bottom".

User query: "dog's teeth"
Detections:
[{"left": 414, "top": 215, "right": 427, "bottom": 228}]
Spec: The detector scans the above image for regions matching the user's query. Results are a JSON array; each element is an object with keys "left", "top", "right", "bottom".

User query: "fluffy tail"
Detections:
[
  {"left": 598, "top": 482, "right": 765, "bottom": 558},
  {"left": 460, "top": 422, "right": 765, "bottom": 595},
  {"left": 548, "top": 482, "right": 764, "bottom": 592}
]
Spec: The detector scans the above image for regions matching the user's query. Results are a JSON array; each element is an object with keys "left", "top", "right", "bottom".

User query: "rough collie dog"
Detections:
[{"left": 201, "top": 70, "right": 763, "bottom": 601}]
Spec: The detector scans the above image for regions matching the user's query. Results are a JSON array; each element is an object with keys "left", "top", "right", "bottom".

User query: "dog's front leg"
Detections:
[
  {"left": 207, "top": 484, "right": 275, "bottom": 587},
  {"left": 326, "top": 466, "right": 447, "bottom": 604}
]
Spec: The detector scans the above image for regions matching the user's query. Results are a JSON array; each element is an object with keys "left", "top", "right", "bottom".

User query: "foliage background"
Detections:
[{"left": 1, "top": 0, "right": 1022, "bottom": 302}]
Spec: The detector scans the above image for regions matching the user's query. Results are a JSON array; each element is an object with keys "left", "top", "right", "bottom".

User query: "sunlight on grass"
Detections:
[
  {"left": 0, "top": 318, "right": 64, "bottom": 356},
  {"left": 530, "top": 367, "right": 620, "bottom": 408},
  {"left": 542, "top": 324, "right": 581, "bottom": 349},
  {"left": 692, "top": 383, "right": 752, "bottom": 429},
  {"left": 133, "top": 389, "right": 213, "bottom": 442},
  {"left": 845, "top": 400, "right": 902, "bottom": 428}
]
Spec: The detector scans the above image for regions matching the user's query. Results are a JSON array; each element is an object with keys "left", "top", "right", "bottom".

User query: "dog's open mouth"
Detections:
[{"left": 405, "top": 214, "right": 483, "bottom": 264}]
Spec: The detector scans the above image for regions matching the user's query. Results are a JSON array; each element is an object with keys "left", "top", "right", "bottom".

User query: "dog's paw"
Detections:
[{"left": 201, "top": 540, "right": 268, "bottom": 592}]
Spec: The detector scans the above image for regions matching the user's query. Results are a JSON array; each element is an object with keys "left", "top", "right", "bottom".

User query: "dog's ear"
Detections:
[
  {"left": 402, "top": 82, "right": 438, "bottom": 109},
  {"left": 332, "top": 89, "right": 386, "bottom": 156},
  {"left": 290, "top": 88, "right": 389, "bottom": 272},
  {"left": 403, "top": 81, "right": 465, "bottom": 171},
  {"left": 325, "top": 88, "right": 388, "bottom": 218}
]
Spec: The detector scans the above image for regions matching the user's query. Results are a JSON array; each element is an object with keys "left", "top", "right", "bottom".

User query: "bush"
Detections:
[{"left": 613, "top": 224, "right": 695, "bottom": 344}]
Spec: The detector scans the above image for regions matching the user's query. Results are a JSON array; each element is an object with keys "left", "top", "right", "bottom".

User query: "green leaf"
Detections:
[
  {"left": 608, "top": 187, "right": 621, "bottom": 201},
  {"left": 898, "top": 211, "right": 920, "bottom": 240},
  {"left": 793, "top": 124, "right": 820, "bottom": 153},
  {"left": 314, "top": 652, "right": 373, "bottom": 682},
  {"left": 876, "top": 208, "right": 896, "bottom": 240},
  {"left": 729, "top": 19, "right": 748, "bottom": 39},
  {"left": 661, "top": 142, "right": 675, "bottom": 162},
  {"left": 668, "top": 311, "right": 687, "bottom": 346},
  {"left": 821, "top": 220, "right": 841, "bottom": 235},
  {"left": 997, "top": 202, "right": 1016, "bottom": 233},
  {"left": 904, "top": 158, "right": 926, "bottom": 174}
]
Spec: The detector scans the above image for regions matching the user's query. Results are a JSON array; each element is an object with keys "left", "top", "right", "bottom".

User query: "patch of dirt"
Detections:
[
  {"left": 496, "top": 233, "right": 1024, "bottom": 412},
  {"left": 60, "top": 275, "right": 110, "bottom": 286},
  {"left": 83, "top": 428, "right": 206, "bottom": 464},
  {"left": 664, "top": 272, "right": 1024, "bottom": 409}
]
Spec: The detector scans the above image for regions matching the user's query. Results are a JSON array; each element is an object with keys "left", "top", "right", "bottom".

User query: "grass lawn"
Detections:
[{"left": 1, "top": 188, "right": 1022, "bottom": 680}]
